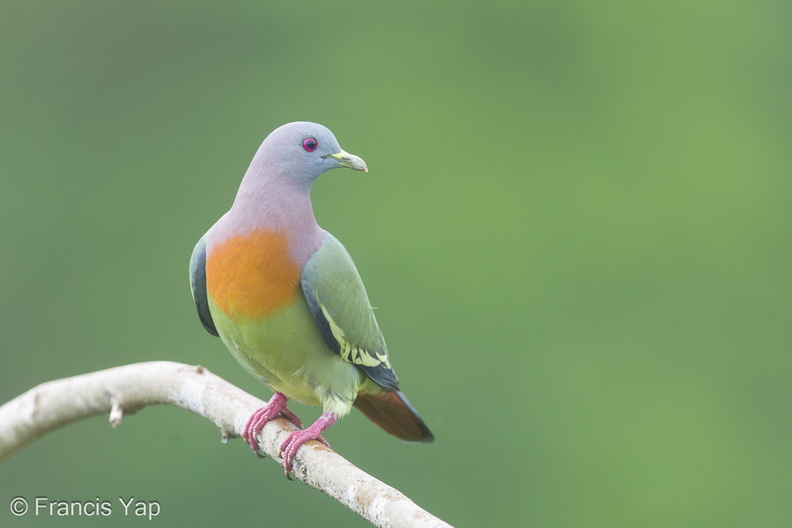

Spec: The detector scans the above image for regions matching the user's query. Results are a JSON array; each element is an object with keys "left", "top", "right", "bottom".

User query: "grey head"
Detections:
[{"left": 251, "top": 122, "right": 367, "bottom": 188}]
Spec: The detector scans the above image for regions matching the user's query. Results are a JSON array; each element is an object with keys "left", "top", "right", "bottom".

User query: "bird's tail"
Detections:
[{"left": 353, "top": 390, "right": 434, "bottom": 442}]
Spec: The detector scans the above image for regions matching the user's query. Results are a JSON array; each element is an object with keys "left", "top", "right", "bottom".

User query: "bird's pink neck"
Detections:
[{"left": 211, "top": 180, "right": 324, "bottom": 266}]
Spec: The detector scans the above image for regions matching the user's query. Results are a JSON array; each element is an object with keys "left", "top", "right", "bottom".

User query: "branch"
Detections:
[{"left": 0, "top": 361, "right": 451, "bottom": 528}]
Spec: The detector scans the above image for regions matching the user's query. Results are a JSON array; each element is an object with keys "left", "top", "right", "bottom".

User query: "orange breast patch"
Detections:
[{"left": 206, "top": 229, "right": 301, "bottom": 318}]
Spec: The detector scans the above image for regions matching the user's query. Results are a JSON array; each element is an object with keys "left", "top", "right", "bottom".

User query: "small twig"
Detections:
[
  {"left": 108, "top": 401, "right": 124, "bottom": 427},
  {"left": 0, "top": 361, "right": 450, "bottom": 528}
]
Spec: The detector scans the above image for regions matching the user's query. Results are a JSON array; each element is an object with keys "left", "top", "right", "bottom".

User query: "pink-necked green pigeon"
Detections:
[{"left": 189, "top": 122, "right": 433, "bottom": 474}]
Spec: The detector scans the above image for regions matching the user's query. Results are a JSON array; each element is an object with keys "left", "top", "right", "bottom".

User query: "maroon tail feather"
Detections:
[{"left": 353, "top": 390, "right": 434, "bottom": 442}]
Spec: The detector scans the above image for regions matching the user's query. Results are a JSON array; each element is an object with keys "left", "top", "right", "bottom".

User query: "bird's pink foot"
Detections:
[
  {"left": 279, "top": 412, "right": 337, "bottom": 474},
  {"left": 243, "top": 392, "right": 300, "bottom": 453}
]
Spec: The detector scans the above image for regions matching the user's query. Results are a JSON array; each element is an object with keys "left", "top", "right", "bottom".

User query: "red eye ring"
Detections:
[{"left": 302, "top": 137, "right": 318, "bottom": 152}]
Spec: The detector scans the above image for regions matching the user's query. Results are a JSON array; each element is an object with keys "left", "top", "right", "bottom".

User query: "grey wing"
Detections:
[{"left": 189, "top": 234, "right": 219, "bottom": 337}]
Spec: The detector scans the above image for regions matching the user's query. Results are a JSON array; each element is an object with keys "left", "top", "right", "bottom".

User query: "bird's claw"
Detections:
[
  {"left": 277, "top": 414, "right": 336, "bottom": 475},
  {"left": 245, "top": 403, "right": 336, "bottom": 477},
  {"left": 242, "top": 393, "right": 297, "bottom": 454}
]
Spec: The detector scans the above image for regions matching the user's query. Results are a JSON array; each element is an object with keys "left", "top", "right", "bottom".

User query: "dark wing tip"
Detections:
[
  {"left": 197, "top": 308, "right": 219, "bottom": 337},
  {"left": 190, "top": 236, "right": 219, "bottom": 338},
  {"left": 356, "top": 363, "right": 400, "bottom": 392}
]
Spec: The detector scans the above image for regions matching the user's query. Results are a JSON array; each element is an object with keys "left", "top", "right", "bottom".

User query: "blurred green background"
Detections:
[{"left": 1, "top": 1, "right": 790, "bottom": 526}]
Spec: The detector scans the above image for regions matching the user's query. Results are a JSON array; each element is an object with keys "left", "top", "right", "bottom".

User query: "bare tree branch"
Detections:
[{"left": 0, "top": 361, "right": 451, "bottom": 528}]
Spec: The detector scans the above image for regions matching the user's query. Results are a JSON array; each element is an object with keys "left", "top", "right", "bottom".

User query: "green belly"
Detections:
[{"left": 209, "top": 293, "right": 363, "bottom": 417}]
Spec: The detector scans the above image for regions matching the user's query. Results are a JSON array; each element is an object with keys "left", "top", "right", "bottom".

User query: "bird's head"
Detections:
[{"left": 255, "top": 122, "right": 368, "bottom": 188}]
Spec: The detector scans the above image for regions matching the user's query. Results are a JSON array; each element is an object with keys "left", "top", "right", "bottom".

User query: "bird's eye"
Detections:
[{"left": 302, "top": 137, "right": 318, "bottom": 152}]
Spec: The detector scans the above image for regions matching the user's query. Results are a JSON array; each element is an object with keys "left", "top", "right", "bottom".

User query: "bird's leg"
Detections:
[
  {"left": 279, "top": 412, "right": 337, "bottom": 474},
  {"left": 243, "top": 392, "right": 302, "bottom": 453}
]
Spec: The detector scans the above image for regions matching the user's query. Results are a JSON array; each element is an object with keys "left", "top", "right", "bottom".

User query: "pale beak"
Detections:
[{"left": 326, "top": 149, "right": 368, "bottom": 172}]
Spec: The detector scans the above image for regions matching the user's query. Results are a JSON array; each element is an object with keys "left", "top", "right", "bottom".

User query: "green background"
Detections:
[{"left": 1, "top": 1, "right": 790, "bottom": 526}]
